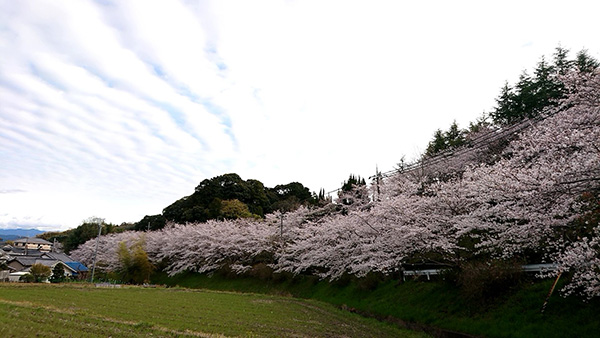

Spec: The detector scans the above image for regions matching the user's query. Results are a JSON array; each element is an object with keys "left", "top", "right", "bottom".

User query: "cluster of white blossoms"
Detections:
[{"left": 73, "top": 70, "right": 600, "bottom": 297}]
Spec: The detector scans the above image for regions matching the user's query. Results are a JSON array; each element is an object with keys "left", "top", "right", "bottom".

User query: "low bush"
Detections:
[
  {"left": 19, "top": 273, "right": 35, "bottom": 283},
  {"left": 456, "top": 259, "right": 524, "bottom": 308}
]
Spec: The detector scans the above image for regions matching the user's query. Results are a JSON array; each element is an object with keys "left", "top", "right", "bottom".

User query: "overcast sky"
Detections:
[{"left": 1, "top": 0, "right": 599, "bottom": 231}]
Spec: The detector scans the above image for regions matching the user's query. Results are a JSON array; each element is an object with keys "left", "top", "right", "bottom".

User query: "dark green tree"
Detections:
[
  {"left": 161, "top": 173, "right": 321, "bottom": 224},
  {"left": 269, "top": 182, "right": 315, "bottom": 212},
  {"left": 62, "top": 218, "right": 106, "bottom": 254},
  {"left": 424, "top": 121, "right": 466, "bottom": 157},
  {"left": 339, "top": 174, "right": 369, "bottom": 207},
  {"left": 245, "top": 179, "right": 270, "bottom": 216},
  {"left": 164, "top": 173, "right": 269, "bottom": 223},
  {"left": 553, "top": 46, "right": 572, "bottom": 75},
  {"left": 134, "top": 214, "right": 167, "bottom": 231},
  {"left": 490, "top": 46, "right": 599, "bottom": 126},
  {"left": 425, "top": 129, "right": 446, "bottom": 156},
  {"left": 444, "top": 121, "right": 466, "bottom": 148},
  {"left": 317, "top": 188, "right": 326, "bottom": 201},
  {"left": 19, "top": 273, "right": 35, "bottom": 283},
  {"left": 49, "top": 263, "right": 66, "bottom": 283},
  {"left": 162, "top": 196, "right": 191, "bottom": 223},
  {"left": 575, "top": 49, "right": 600, "bottom": 73},
  {"left": 341, "top": 174, "right": 366, "bottom": 192}
]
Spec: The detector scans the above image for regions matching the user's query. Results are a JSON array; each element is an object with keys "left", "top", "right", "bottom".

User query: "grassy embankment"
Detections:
[
  {"left": 153, "top": 271, "right": 600, "bottom": 338},
  {"left": 0, "top": 283, "right": 425, "bottom": 337}
]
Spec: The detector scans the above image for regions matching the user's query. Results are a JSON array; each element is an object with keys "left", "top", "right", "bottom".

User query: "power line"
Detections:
[
  {"left": 326, "top": 106, "right": 561, "bottom": 196},
  {"left": 372, "top": 107, "right": 560, "bottom": 180}
]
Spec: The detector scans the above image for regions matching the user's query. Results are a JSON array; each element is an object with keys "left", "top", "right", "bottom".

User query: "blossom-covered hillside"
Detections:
[{"left": 73, "top": 68, "right": 600, "bottom": 298}]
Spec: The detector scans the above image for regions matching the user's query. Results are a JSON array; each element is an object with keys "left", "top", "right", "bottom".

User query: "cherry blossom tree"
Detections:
[
  {"left": 71, "top": 231, "right": 144, "bottom": 273},
  {"left": 72, "top": 69, "right": 599, "bottom": 298},
  {"left": 151, "top": 219, "right": 278, "bottom": 276}
]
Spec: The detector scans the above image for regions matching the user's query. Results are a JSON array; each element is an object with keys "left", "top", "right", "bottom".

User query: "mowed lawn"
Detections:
[{"left": 0, "top": 283, "right": 427, "bottom": 337}]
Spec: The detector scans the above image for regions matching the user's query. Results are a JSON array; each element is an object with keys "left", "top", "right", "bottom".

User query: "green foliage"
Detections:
[
  {"left": 453, "top": 260, "right": 524, "bottom": 309},
  {"left": 18, "top": 273, "right": 35, "bottom": 283},
  {"left": 62, "top": 222, "right": 103, "bottom": 254},
  {"left": 247, "top": 263, "right": 274, "bottom": 281},
  {"left": 425, "top": 129, "right": 446, "bottom": 156},
  {"left": 356, "top": 272, "right": 385, "bottom": 291},
  {"left": 424, "top": 120, "right": 467, "bottom": 157},
  {"left": 269, "top": 182, "right": 316, "bottom": 212},
  {"left": 49, "top": 264, "right": 66, "bottom": 283},
  {"left": 163, "top": 173, "right": 266, "bottom": 223},
  {"left": 36, "top": 231, "right": 66, "bottom": 243},
  {"left": 490, "top": 47, "right": 599, "bottom": 126},
  {"left": 341, "top": 174, "right": 366, "bottom": 192},
  {"left": 117, "top": 240, "right": 154, "bottom": 284},
  {"left": 57, "top": 217, "right": 128, "bottom": 253},
  {"left": 338, "top": 174, "right": 369, "bottom": 207},
  {"left": 29, "top": 263, "right": 52, "bottom": 283},
  {"left": 220, "top": 199, "right": 259, "bottom": 220},
  {"left": 575, "top": 49, "right": 600, "bottom": 73},
  {"left": 134, "top": 214, "right": 166, "bottom": 231},
  {"left": 317, "top": 188, "right": 327, "bottom": 201},
  {"left": 160, "top": 173, "right": 319, "bottom": 224}
]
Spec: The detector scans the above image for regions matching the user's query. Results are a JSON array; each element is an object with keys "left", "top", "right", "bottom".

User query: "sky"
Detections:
[{"left": 1, "top": 0, "right": 600, "bottom": 231}]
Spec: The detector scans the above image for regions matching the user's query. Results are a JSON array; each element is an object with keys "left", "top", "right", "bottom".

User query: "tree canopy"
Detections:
[
  {"left": 159, "top": 174, "right": 319, "bottom": 225},
  {"left": 423, "top": 47, "right": 599, "bottom": 159},
  {"left": 490, "top": 47, "right": 598, "bottom": 125}
]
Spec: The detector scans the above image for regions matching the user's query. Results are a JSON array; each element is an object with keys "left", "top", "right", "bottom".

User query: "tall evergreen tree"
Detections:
[
  {"left": 490, "top": 46, "right": 599, "bottom": 126},
  {"left": 424, "top": 121, "right": 466, "bottom": 157},
  {"left": 575, "top": 49, "right": 600, "bottom": 73}
]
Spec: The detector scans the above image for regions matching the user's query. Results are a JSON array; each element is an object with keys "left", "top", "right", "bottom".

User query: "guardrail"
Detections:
[{"left": 402, "top": 263, "right": 559, "bottom": 281}]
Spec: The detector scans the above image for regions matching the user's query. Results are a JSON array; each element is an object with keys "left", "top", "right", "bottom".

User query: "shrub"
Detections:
[
  {"left": 49, "top": 264, "right": 66, "bottom": 283},
  {"left": 457, "top": 260, "right": 524, "bottom": 308},
  {"left": 30, "top": 263, "right": 52, "bottom": 283},
  {"left": 357, "top": 272, "right": 385, "bottom": 291},
  {"left": 248, "top": 263, "right": 273, "bottom": 281},
  {"left": 117, "top": 240, "right": 155, "bottom": 284},
  {"left": 19, "top": 273, "right": 35, "bottom": 283}
]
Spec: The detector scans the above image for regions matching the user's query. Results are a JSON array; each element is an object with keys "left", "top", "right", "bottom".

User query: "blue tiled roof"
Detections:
[{"left": 64, "top": 262, "right": 88, "bottom": 272}]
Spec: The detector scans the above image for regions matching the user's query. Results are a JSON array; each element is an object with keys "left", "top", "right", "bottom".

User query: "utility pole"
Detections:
[{"left": 89, "top": 217, "right": 104, "bottom": 283}]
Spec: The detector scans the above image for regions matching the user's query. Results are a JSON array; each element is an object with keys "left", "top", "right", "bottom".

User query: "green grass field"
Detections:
[
  {"left": 153, "top": 272, "right": 600, "bottom": 338},
  {"left": 0, "top": 283, "right": 427, "bottom": 337}
]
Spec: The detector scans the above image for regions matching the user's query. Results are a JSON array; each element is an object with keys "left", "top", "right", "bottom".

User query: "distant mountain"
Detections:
[{"left": 0, "top": 228, "right": 44, "bottom": 241}]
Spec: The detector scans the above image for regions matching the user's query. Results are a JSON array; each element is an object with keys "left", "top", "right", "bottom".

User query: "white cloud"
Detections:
[{"left": 1, "top": 0, "right": 600, "bottom": 230}]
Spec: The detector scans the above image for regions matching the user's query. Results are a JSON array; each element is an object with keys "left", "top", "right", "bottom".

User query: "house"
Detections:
[
  {"left": 5, "top": 257, "right": 78, "bottom": 281},
  {"left": 0, "top": 239, "right": 88, "bottom": 282},
  {"left": 12, "top": 237, "right": 53, "bottom": 252},
  {"left": 43, "top": 252, "right": 89, "bottom": 279}
]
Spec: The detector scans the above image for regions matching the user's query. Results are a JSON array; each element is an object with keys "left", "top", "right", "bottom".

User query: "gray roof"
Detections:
[
  {"left": 4, "top": 248, "right": 44, "bottom": 256},
  {"left": 10, "top": 257, "right": 77, "bottom": 272},
  {"left": 13, "top": 237, "right": 52, "bottom": 245},
  {"left": 43, "top": 252, "right": 73, "bottom": 262},
  {"left": 10, "top": 256, "right": 38, "bottom": 266},
  {"left": 31, "top": 259, "right": 59, "bottom": 268}
]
